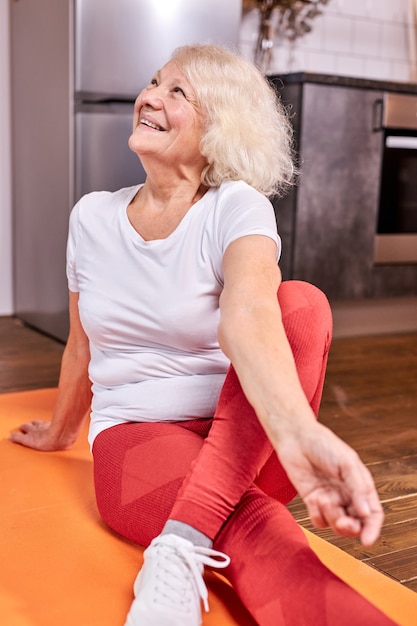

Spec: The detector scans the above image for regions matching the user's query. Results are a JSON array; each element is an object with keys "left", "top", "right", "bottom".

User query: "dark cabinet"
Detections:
[{"left": 271, "top": 75, "right": 417, "bottom": 300}]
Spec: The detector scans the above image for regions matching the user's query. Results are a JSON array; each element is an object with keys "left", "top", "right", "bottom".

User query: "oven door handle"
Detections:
[
  {"left": 373, "top": 98, "right": 383, "bottom": 132},
  {"left": 386, "top": 136, "right": 417, "bottom": 149}
]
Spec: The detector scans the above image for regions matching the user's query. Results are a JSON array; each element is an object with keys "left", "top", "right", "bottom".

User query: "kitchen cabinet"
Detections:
[{"left": 271, "top": 73, "right": 417, "bottom": 300}]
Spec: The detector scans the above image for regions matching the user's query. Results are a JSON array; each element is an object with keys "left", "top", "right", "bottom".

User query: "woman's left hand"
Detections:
[{"left": 277, "top": 421, "right": 384, "bottom": 546}]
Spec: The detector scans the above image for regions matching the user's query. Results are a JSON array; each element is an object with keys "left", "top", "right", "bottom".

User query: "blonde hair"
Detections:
[{"left": 171, "top": 44, "right": 295, "bottom": 197}]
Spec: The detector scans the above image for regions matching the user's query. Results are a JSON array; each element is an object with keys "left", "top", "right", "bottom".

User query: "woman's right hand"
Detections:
[
  {"left": 9, "top": 419, "right": 76, "bottom": 451},
  {"left": 8, "top": 292, "right": 92, "bottom": 453}
]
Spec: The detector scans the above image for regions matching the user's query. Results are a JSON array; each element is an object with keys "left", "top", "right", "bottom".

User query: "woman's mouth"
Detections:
[{"left": 139, "top": 118, "right": 165, "bottom": 131}]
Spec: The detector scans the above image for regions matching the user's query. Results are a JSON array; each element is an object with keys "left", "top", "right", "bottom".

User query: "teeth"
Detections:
[{"left": 140, "top": 118, "right": 163, "bottom": 131}]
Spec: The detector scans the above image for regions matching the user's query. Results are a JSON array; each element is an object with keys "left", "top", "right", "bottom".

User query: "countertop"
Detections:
[{"left": 268, "top": 71, "right": 417, "bottom": 95}]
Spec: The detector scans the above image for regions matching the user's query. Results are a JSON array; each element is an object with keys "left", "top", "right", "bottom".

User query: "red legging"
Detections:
[{"left": 92, "top": 281, "right": 395, "bottom": 626}]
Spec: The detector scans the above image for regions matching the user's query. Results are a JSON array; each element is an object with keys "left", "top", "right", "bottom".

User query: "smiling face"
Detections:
[{"left": 128, "top": 61, "right": 207, "bottom": 174}]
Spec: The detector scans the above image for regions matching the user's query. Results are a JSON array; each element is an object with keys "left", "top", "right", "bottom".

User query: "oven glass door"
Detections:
[{"left": 378, "top": 132, "right": 417, "bottom": 234}]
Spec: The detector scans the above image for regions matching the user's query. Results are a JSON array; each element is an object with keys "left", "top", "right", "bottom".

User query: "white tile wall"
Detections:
[{"left": 239, "top": 0, "right": 417, "bottom": 83}]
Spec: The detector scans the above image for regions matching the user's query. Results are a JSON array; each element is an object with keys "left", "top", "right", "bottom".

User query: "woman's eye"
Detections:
[
  {"left": 150, "top": 78, "right": 158, "bottom": 86},
  {"left": 173, "top": 87, "right": 186, "bottom": 96}
]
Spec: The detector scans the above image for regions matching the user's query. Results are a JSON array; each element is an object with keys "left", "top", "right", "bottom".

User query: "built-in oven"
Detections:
[{"left": 374, "top": 92, "right": 417, "bottom": 264}]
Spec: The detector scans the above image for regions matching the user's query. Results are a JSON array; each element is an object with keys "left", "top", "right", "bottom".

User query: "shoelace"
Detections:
[{"left": 152, "top": 537, "right": 230, "bottom": 613}]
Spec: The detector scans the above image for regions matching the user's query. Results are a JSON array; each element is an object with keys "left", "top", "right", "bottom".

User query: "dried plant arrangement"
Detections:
[{"left": 243, "top": 0, "right": 330, "bottom": 72}]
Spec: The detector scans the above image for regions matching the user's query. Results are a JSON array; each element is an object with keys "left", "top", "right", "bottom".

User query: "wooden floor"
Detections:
[{"left": 1, "top": 315, "right": 417, "bottom": 593}]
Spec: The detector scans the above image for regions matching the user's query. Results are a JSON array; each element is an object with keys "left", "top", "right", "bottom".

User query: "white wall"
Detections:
[
  {"left": 240, "top": 0, "right": 415, "bottom": 81},
  {"left": 0, "top": 0, "right": 12, "bottom": 315},
  {"left": 0, "top": 0, "right": 416, "bottom": 316}
]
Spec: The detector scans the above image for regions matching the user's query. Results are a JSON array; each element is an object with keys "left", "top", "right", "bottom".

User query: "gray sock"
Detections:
[{"left": 162, "top": 519, "right": 213, "bottom": 549}]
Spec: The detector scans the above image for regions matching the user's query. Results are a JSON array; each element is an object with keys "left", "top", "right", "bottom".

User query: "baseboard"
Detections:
[{"left": 330, "top": 297, "right": 417, "bottom": 339}]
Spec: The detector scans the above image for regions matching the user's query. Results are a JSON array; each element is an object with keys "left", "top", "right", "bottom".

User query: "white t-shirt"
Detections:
[{"left": 66, "top": 180, "right": 281, "bottom": 446}]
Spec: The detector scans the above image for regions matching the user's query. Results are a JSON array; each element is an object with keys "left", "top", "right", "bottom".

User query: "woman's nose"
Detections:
[{"left": 140, "top": 85, "right": 164, "bottom": 109}]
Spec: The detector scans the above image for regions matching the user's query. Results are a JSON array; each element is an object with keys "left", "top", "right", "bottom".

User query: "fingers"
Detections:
[
  {"left": 333, "top": 514, "right": 363, "bottom": 537},
  {"left": 332, "top": 501, "right": 383, "bottom": 547},
  {"left": 306, "top": 489, "right": 363, "bottom": 537},
  {"left": 305, "top": 470, "right": 384, "bottom": 546},
  {"left": 305, "top": 489, "right": 338, "bottom": 529},
  {"left": 8, "top": 431, "right": 26, "bottom": 445},
  {"left": 8, "top": 420, "right": 50, "bottom": 447},
  {"left": 307, "top": 496, "right": 373, "bottom": 542},
  {"left": 358, "top": 506, "right": 384, "bottom": 546},
  {"left": 344, "top": 462, "right": 384, "bottom": 545},
  {"left": 12, "top": 420, "right": 49, "bottom": 434},
  {"left": 350, "top": 490, "right": 384, "bottom": 546},
  {"left": 307, "top": 495, "right": 383, "bottom": 545}
]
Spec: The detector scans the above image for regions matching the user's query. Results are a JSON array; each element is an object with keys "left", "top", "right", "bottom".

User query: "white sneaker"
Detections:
[{"left": 124, "top": 533, "right": 230, "bottom": 626}]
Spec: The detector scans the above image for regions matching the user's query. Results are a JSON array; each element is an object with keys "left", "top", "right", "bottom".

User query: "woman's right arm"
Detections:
[{"left": 9, "top": 291, "right": 92, "bottom": 451}]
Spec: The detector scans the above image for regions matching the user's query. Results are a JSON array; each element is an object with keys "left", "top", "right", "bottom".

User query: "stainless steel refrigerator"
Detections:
[{"left": 11, "top": 0, "right": 241, "bottom": 341}]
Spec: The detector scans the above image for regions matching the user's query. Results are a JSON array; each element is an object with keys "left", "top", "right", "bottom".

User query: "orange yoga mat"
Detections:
[{"left": 1, "top": 388, "right": 416, "bottom": 626}]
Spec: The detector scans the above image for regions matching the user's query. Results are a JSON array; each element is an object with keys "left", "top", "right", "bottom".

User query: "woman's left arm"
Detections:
[{"left": 218, "top": 235, "right": 384, "bottom": 546}]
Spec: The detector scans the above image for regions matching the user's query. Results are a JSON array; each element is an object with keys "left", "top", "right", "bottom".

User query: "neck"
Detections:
[
  {"left": 138, "top": 150, "right": 207, "bottom": 199},
  {"left": 127, "top": 174, "right": 208, "bottom": 241},
  {"left": 139, "top": 164, "right": 207, "bottom": 211}
]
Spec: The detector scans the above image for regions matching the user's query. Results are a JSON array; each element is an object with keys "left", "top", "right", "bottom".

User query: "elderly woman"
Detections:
[{"left": 10, "top": 45, "right": 394, "bottom": 626}]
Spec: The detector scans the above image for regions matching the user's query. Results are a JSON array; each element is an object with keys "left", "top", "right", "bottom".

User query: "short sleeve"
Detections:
[{"left": 216, "top": 183, "right": 281, "bottom": 262}]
